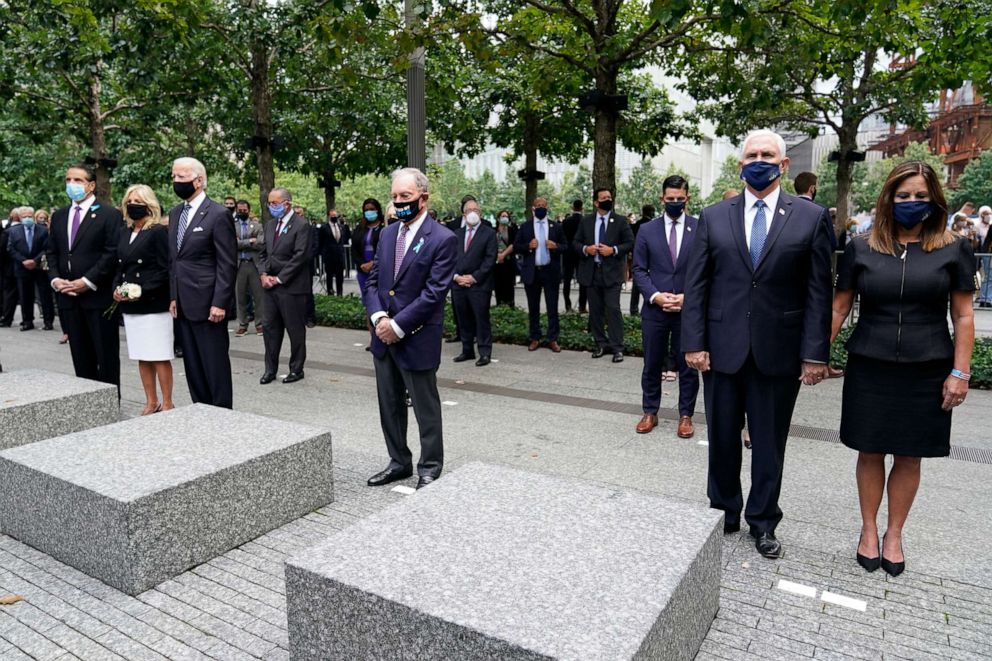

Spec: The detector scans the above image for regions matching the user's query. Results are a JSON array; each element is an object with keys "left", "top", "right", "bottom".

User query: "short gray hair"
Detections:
[
  {"left": 391, "top": 167, "right": 429, "bottom": 194},
  {"left": 16, "top": 206, "right": 35, "bottom": 218},
  {"left": 270, "top": 187, "right": 292, "bottom": 203},
  {"left": 740, "top": 130, "right": 787, "bottom": 159},
  {"left": 172, "top": 157, "right": 208, "bottom": 188}
]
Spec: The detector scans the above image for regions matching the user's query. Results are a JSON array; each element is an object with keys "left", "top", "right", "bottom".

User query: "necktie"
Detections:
[
  {"left": 176, "top": 203, "right": 192, "bottom": 250},
  {"left": 69, "top": 206, "right": 82, "bottom": 248},
  {"left": 394, "top": 224, "right": 409, "bottom": 279},
  {"left": 595, "top": 216, "right": 606, "bottom": 263},
  {"left": 26, "top": 227, "right": 34, "bottom": 251},
  {"left": 240, "top": 221, "right": 249, "bottom": 259},
  {"left": 332, "top": 223, "right": 340, "bottom": 242},
  {"left": 669, "top": 219, "right": 679, "bottom": 266},
  {"left": 273, "top": 219, "right": 284, "bottom": 245},
  {"left": 465, "top": 226, "right": 475, "bottom": 250},
  {"left": 537, "top": 220, "right": 549, "bottom": 266},
  {"left": 750, "top": 200, "right": 767, "bottom": 267}
]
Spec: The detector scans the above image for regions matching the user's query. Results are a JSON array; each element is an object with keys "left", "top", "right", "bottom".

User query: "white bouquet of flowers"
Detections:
[{"left": 104, "top": 282, "right": 142, "bottom": 318}]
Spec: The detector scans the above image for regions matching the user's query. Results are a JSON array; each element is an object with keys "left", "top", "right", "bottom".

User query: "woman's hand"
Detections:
[
  {"left": 113, "top": 290, "right": 125, "bottom": 303},
  {"left": 941, "top": 375, "right": 969, "bottom": 411},
  {"left": 361, "top": 261, "right": 373, "bottom": 273}
]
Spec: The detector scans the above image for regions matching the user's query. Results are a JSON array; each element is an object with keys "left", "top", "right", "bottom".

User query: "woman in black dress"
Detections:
[
  {"left": 831, "top": 161, "right": 975, "bottom": 577},
  {"left": 493, "top": 210, "right": 517, "bottom": 307}
]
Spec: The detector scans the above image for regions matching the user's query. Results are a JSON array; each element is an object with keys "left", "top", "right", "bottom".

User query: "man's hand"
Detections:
[
  {"left": 800, "top": 362, "right": 829, "bottom": 386},
  {"left": 361, "top": 261, "right": 373, "bottom": 273},
  {"left": 454, "top": 275, "right": 472, "bottom": 287},
  {"left": 529, "top": 238, "right": 538, "bottom": 250},
  {"left": 686, "top": 351, "right": 711, "bottom": 372},
  {"left": 260, "top": 274, "right": 278, "bottom": 289},
  {"left": 22, "top": 259, "right": 36, "bottom": 270},
  {"left": 62, "top": 279, "right": 89, "bottom": 296},
  {"left": 51, "top": 277, "right": 69, "bottom": 292},
  {"left": 546, "top": 239, "right": 557, "bottom": 251},
  {"left": 597, "top": 244, "right": 615, "bottom": 257},
  {"left": 662, "top": 293, "right": 684, "bottom": 312},
  {"left": 169, "top": 300, "right": 177, "bottom": 319},
  {"left": 584, "top": 244, "right": 598, "bottom": 256},
  {"left": 249, "top": 237, "right": 257, "bottom": 245},
  {"left": 375, "top": 317, "right": 399, "bottom": 344},
  {"left": 208, "top": 306, "right": 226, "bottom": 323}
]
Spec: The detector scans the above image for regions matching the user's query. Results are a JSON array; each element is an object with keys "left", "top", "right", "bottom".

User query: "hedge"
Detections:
[{"left": 315, "top": 295, "right": 992, "bottom": 389}]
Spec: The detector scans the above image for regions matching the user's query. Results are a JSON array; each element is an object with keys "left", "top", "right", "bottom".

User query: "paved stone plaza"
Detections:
[{"left": 1, "top": 313, "right": 991, "bottom": 660}]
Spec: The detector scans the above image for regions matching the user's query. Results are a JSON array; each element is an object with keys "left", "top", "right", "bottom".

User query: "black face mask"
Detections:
[
  {"left": 236, "top": 212, "right": 249, "bottom": 220},
  {"left": 224, "top": 205, "right": 236, "bottom": 215},
  {"left": 664, "top": 201, "right": 686, "bottom": 219},
  {"left": 329, "top": 216, "right": 339, "bottom": 223},
  {"left": 173, "top": 180, "right": 197, "bottom": 200},
  {"left": 394, "top": 197, "right": 422, "bottom": 222},
  {"left": 598, "top": 200, "right": 613, "bottom": 212},
  {"left": 127, "top": 203, "right": 150, "bottom": 220}
]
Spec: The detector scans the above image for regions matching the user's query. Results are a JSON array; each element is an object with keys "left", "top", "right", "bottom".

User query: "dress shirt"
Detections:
[
  {"left": 593, "top": 213, "right": 618, "bottom": 262},
  {"left": 535, "top": 218, "right": 550, "bottom": 266},
  {"left": 370, "top": 211, "right": 428, "bottom": 339},
  {"left": 58, "top": 195, "right": 99, "bottom": 291},
  {"left": 648, "top": 213, "right": 686, "bottom": 305},
  {"left": 271, "top": 210, "right": 295, "bottom": 285},
  {"left": 743, "top": 186, "right": 780, "bottom": 250},
  {"left": 184, "top": 190, "right": 207, "bottom": 220}
]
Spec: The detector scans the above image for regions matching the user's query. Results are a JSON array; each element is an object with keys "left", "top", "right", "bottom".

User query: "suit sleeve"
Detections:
[
  {"left": 259, "top": 225, "right": 270, "bottom": 274},
  {"left": 472, "top": 230, "right": 498, "bottom": 283},
  {"left": 614, "top": 216, "right": 634, "bottom": 258},
  {"left": 512, "top": 224, "right": 529, "bottom": 255},
  {"left": 277, "top": 223, "right": 311, "bottom": 285},
  {"left": 572, "top": 218, "right": 588, "bottom": 257},
  {"left": 210, "top": 210, "right": 238, "bottom": 310},
  {"left": 142, "top": 228, "right": 171, "bottom": 293},
  {"left": 801, "top": 209, "right": 834, "bottom": 363},
  {"left": 393, "top": 232, "right": 458, "bottom": 335},
  {"left": 680, "top": 210, "right": 712, "bottom": 353},
  {"left": 631, "top": 230, "right": 655, "bottom": 301},
  {"left": 551, "top": 224, "right": 567, "bottom": 254},
  {"left": 47, "top": 221, "right": 63, "bottom": 282},
  {"left": 8, "top": 230, "right": 28, "bottom": 263},
  {"left": 83, "top": 210, "right": 124, "bottom": 288}
]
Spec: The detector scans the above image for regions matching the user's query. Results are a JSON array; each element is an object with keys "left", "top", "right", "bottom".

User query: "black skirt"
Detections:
[{"left": 840, "top": 353, "right": 953, "bottom": 457}]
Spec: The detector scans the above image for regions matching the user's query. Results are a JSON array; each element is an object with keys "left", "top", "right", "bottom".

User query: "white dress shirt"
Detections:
[
  {"left": 271, "top": 209, "right": 296, "bottom": 285},
  {"left": 743, "top": 186, "right": 780, "bottom": 250},
  {"left": 183, "top": 190, "right": 207, "bottom": 219},
  {"left": 57, "top": 194, "right": 98, "bottom": 291},
  {"left": 370, "top": 211, "right": 428, "bottom": 339},
  {"left": 648, "top": 213, "right": 686, "bottom": 305}
]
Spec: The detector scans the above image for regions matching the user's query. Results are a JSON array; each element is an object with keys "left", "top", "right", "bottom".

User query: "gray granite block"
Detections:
[
  {"left": 285, "top": 462, "right": 722, "bottom": 661},
  {"left": 0, "top": 369, "right": 118, "bottom": 450},
  {"left": 0, "top": 404, "right": 333, "bottom": 596}
]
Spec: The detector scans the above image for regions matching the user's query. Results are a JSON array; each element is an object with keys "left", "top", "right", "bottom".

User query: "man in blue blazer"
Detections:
[
  {"left": 364, "top": 167, "right": 458, "bottom": 490},
  {"left": 7, "top": 209, "right": 55, "bottom": 331},
  {"left": 682, "top": 130, "right": 833, "bottom": 559},
  {"left": 514, "top": 196, "right": 567, "bottom": 352},
  {"left": 632, "top": 175, "right": 699, "bottom": 439}
]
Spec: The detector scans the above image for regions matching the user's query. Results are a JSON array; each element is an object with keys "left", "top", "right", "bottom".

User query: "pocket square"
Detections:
[{"left": 192, "top": 227, "right": 205, "bottom": 232}]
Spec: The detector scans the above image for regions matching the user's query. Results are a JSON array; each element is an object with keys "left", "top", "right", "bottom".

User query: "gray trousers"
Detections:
[
  {"left": 236, "top": 260, "right": 264, "bottom": 328},
  {"left": 373, "top": 349, "right": 443, "bottom": 477},
  {"left": 262, "top": 288, "right": 307, "bottom": 375}
]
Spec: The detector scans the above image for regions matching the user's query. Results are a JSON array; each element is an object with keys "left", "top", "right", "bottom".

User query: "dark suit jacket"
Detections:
[
  {"left": 365, "top": 216, "right": 458, "bottom": 371},
  {"left": 114, "top": 224, "right": 171, "bottom": 315},
  {"left": 632, "top": 215, "right": 698, "bottom": 320},
  {"left": 573, "top": 211, "right": 635, "bottom": 287},
  {"left": 234, "top": 217, "right": 265, "bottom": 269},
  {"left": 513, "top": 218, "right": 566, "bottom": 285},
  {"left": 453, "top": 223, "right": 497, "bottom": 289},
  {"left": 681, "top": 192, "right": 833, "bottom": 376},
  {"left": 261, "top": 211, "right": 312, "bottom": 295},
  {"left": 318, "top": 222, "right": 352, "bottom": 266},
  {"left": 7, "top": 224, "right": 50, "bottom": 277},
  {"left": 168, "top": 196, "right": 237, "bottom": 322},
  {"left": 47, "top": 201, "right": 123, "bottom": 310}
]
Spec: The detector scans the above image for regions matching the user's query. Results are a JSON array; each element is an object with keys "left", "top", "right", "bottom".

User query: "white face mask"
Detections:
[{"left": 465, "top": 211, "right": 481, "bottom": 227}]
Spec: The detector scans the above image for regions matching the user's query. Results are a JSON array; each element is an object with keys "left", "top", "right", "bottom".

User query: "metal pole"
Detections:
[{"left": 405, "top": 0, "right": 426, "bottom": 171}]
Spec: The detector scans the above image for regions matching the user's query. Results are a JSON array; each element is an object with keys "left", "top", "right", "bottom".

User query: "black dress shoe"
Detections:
[
  {"left": 856, "top": 532, "right": 880, "bottom": 572},
  {"left": 452, "top": 353, "right": 475, "bottom": 363},
  {"left": 880, "top": 534, "right": 905, "bottom": 576},
  {"left": 0, "top": 322, "right": 11, "bottom": 328},
  {"left": 755, "top": 532, "right": 783, "bottom": 559},
  {"left": 416, "top": 475, "right": 436, "bottom": 489},
  {"left": 174, "top": 347, "right": 184, "bottom": 358},
  {"left": 259, "top": 372, "right": 276, "bottom": 385},
  {"left": 367, "top": 467, "right": 412, "bottom": 487},
  {"left": 19, "top": 324, "right": 35, "bottom": 331},
  {"left": 475, "top": 356, "right": 490, "bottom": 367},
  {"left": 612, "top": 352, "right": 624, "bottom": 363},
  {"left": 42, "top": 324, "right": 54, "bottom": 331},
  {"left": 724, "top": 519, "right": 741, "bottom": 535},
  {"left": 591, "top": 347, "right": 606, "bottom": 359},
  {"left": 283, "top": 371, "right": 304, "bottom": 384}
]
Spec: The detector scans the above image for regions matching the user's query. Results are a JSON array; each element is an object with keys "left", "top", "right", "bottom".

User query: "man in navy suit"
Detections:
[
  {"left": 682, "top": 130, "right": 832, "bottom": 559},
  {"left": 451, "top": 196, "right": 497, "bottom": 365},
  {"left": 168, "top": 157, "right": 237, "bottom": 409},
  {"left": 632, "top": 176, "right": 699, "bottom": 438},
  {"left": 7, "top": 207, "right": 55, "bottom": 331},
  {"left": 364, "top": 168, "right": 458, "bottom": 490},
  {"left": 514, "top": 197, "right": 567, "bottom": 352}
]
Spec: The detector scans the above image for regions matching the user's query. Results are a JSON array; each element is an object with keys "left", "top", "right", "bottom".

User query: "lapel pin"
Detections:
[
  {"left": 687, "top": 227, "right": 692, "bottom": 232},
  {"left": 779, "top": 208, "right": 785, "bottom": 215}
]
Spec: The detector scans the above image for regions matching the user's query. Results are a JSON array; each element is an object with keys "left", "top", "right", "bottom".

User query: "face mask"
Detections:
[
  {"left": 364, "top": 210, "right": 378, "bottom": 222},
  {"left": 236, "top": 211, "right": 249, "bottom": 220},
  {"left": 664, "top": 201, "right": 686, "bottom": 219},
  {"left": 225, "top": 206, "right": 236, "bottom": 215},
  {"left": 499, "top": 216, "right": 509, "bottom": 225},
  {"left": 394, "top": 196, "right": 422, "bottom": 222},
  {"left": 329, "top": 216, "right": 339, "bottom": 223},
  {"left": 598, "top": 200, "right": 613, "bottom": 212},
  {"left": 127, "top": 203, "right": 150, "bottom": 220},
  {"left": 465, "top": 211, "right": 481, "bottom": 226},
  {"left": 21, "top": 218, "right": 35, "bottom": 228},
  {"left": 892, "top": 201, "right": 934, "bottom": 229},
  {"left": 66, "top": 183, "right": 87, "bottom": 202},
  {"left": 740, "top": 161, "right": 781, "bottom": 191},
  {"left": 173, "top": 180, "right": 197, "bottom": 200},
  {"left": 268, "top": 204, "right": 287, "bottom": 219},
  {"left": 533, "top": 207, "right": 548, "bottom": 220}
]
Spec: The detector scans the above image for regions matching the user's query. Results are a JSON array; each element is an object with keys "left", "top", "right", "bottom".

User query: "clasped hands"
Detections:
[
  {"left": 584, "top": 244, "right": 614, "bottom": 257},
  {"left": 654, "top": 292, "right": 683, "bottom": 313},
  {"left": 168, "top": 300, "right": 225, "bottom": 323},
  {"left": 260, "top": 274, "right": 279, "bottom": 289},
  {"left": 453, "top": 274, "right": 476, "bottom": 287},
  {"left": 374, "top": 316, "right": 400, "bottom": 345},
  {"left": 529, "top": 238, "right": 557, "bottom": 251},
  {"left": 51, "top": 278, "right": 89, "bottom": 296},
  {"left": 684, "top": 350, "right": 828, "bottom": 386}
]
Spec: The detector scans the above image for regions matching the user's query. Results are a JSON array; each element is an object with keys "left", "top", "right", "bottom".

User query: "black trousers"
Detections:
[
  {"left": 641, "top": 312, "right": 698, "bottom": 416},
  {"left": 452, "top": 285, "right": 492, "bottom": 357},
  {"left": 62, "top": 305, "right": 120, "bottom": 390},
  {"left": 524, "top": 268, "right": 561, "bottom": 342},
  {"left": 629, "top": 280, "right": 642, "bottom": 315},
  {"left": 373, "top": 349, "right": 443, "bottom": 478},
  {"left": 263, "top": 288, "right": 307, "bottom": 375},
  {"left": 493, "top": 261, "right": 516, "bottom": 307},
  {"left": 323, "top": 257, "right": 344, "bottom": 296},
  {"left": 703, "top": 355, "right": 800, "bottom": 534},
  {"left": 0, "top": 270, "right": 18, "bottom": 324},
  {"left": 562, "top": 256, "right": 585, "bottom": 312},
  {"left": 177, "top": 317, "right": 232, "bottom": 408},
  {"left": 17, "top": 271, "right": 55, "bottom": 326},
  {"left": 587, "top": 266, "right": 624, "bottom": 353}
]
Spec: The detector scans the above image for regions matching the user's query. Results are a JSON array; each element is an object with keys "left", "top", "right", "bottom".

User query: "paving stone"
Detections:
[
  {"left": 0, "top": 610, "right": 67, "bottom": 660},
  {"left": 42, "top": 624, "right": 126, "bottom": 661},
  {"left": 93, "top": 629, "right": 169, "bottom": 661}
]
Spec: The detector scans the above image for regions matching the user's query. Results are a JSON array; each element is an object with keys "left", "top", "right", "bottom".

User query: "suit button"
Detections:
[
  {"left": 388, "top": 290, "right": 395, "bottom": 297},
  {"left": 752, "top": 281, "right": 757, "bottom": 288},
  {"left": 137, "top": 259, "right": 143, "bottom": 264},
  {"left": 746, "top": 312, "right": 751, "bottom": 318}
]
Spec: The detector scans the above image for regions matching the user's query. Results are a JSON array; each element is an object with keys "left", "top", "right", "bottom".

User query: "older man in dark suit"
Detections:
[
  {"left": 8, "top": 208, "right": 55, "bottom": 331},
  {"left": 574, "top": 188, "right": 635, "bottom": 362},
  {"left": 515, "top": 196, "right": 567, "bottom": 352},
  {"left": 451, "top": 196, "right": 497, "bottom": 366},
  {"left": 632, "top": 176, "right": 699, "bottom": 438},
  {"left": 168, "top": 157, "right": 237, "bottom": 409},
  {"left": 364, "top": 167, "right": 458, "bottom": 490},
  {"left": 682, "top": 130, "right": 833, "bottom": 559}
]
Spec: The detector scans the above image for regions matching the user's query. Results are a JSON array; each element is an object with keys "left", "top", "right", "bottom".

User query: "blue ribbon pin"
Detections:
[{"left": 412, "top": 237, "right": 425, "bottom": 254}]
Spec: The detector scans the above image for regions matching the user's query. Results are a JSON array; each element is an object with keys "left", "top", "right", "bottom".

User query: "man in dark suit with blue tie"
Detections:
[
  {"left": 515, "top": 196, "right": 567, "bottom": 352},
  {"left": 632, "top": 176, "right": 699, "bottom": 439},
  {"left": 452, "top": 196, "right": 497, "bottom": 365},
  {"left": 7, "top": 208, "right": 55, "bottom": 331},
  {"left": 168, "top": 157, "right": 237, "bottom": 409},
  {"left": 682, "top": 130, "right": 833, "bottom": 559},
  {"left": 364, "top": 168, "right": 458, "bottom": 490}
]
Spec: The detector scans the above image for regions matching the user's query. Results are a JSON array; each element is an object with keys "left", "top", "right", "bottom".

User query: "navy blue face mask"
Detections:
[
  {"left": 740, "top": 161, "right": 781, "bottom": 191},
  {"left": 664, "top": 201, "right": 686, "bottom": 219},
  {"left": 892, "top": 201, "right": 934, "bottom": 229}
]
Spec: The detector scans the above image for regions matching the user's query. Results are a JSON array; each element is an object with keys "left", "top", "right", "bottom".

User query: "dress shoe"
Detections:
[
  {"left": 0, "top": 322, "right": 11, "bottom": 328},
  {"left": 367, "top": 467, "right": 412, "bottom": 487},
  {"left": 444, "top": 336, "right": 460, "bottom": 343},
  {"left": 235, "top": 327, "right": 248, "bottom": 337},
  {"left": 591, "top": 347, "right": 606, "bottom": 359},
  {"left": 880, "top": 534, "right": 905, "bottom": 577},
  {"left": 453, "top": 353, "right": 476, "bottom": 363},
  {"left": 306, "top": 320, "right": 316, "bottom": 329},
  {"left": 724, "top": 519, "right": 741, "bottom": 535},
  {"left": 19, "top": 324, "right": 35, "bottom": 331},
  {"left": 283, "top": 371, "right": 304, "bottom": 384},
  {"left": 43, "top": 324, "right": 54, "bottom": 331},
  {"left": 528, "top": 340, "right": 540, "bottom": 351},
  {"left": 59, "top": 334, "right": 69, "bottom": 345},
  {"left": 174, "top": 347, "right": 184, "bottom": 358},
  {"left": 475, "top": 356, "right": 491, "bottom": 367},
  {"left": 754, "top": 532, "right": 783, "bottom": 559},
  {"left": 856, "top": 532, "right": 881, "bottom": 573},
  {"left": 256, "top": 326, "right": 264, "bottom": 335},
  {"left": 827, "top": 366, "right": 845, "bottom": 378},
  {"left": 548, "top": 341, "right": 561, "bottom": 353},
  {"left": 612, "top": 352, "right": 624, "bottom": 363},
  {"left": 416, "top": 475, "right": 437, "bottom": 489},
  {"left": 259, "top": 372, "right": 276, "bottom": 385},
  {"left": 677, "top": 416, "right": 694, "bottom": 438},
  {"left": 635, "top": 414, "right": 658, "bottom": 434}
]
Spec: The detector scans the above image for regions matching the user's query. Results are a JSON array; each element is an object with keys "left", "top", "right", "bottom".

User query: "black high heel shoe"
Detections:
[
  {"left": 856, "top": 532, "right": 880, "bottom": 572},
  {"left": 880, "top": 534, "right": 905, "bottom": 577}
]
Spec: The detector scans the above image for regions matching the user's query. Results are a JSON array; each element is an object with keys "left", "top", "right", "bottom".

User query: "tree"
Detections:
[
  {"left": 703, "top": 156, "right": 744, "bottom": 207},
  {"left": 952, "top": 152, "right": 992, "bottom": 209},
  {"left": 618, "top": 159, "right": 663, "bottom": 214},
  {"left": 853, "top": 143, "right": 945, "bottom": 213}
]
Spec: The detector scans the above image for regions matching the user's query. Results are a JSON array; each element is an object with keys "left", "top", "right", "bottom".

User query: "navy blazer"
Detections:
[
  {"left": 168, "top": 196, "right": 237, "bottom": 322},
  {"left": 632, "top": 215, "right": 697, "bottom": 319},
  {"left": 261, "top": 211, "right": 312, "bottom": 295},
  {"left": 7, "top": 224, "right": 50, "bottom": 277},
  {"left": 681, "top": 192, "right": 833, "bottom": 377},
  {"left": 454, "top": 223, "right": 497, "bottom": 288},
  {"left": 364, "top": 216, "right": 458, "bottom": 371},
  {"left": 513, "top": 218, "right": 566, "bottom": 285},
  {"left": 47, "top": 201, "right": 124, "bottom": 310}
]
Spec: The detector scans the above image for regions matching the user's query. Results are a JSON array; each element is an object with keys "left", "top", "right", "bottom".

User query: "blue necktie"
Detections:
[
  {"left": 536, "top": 220, "right": 549, "bottom": 266},
  {"left": 595, "top": 216, "right": 606, "bottom": 263},
  {"left": 176, "top": 203, "right": 192, "bottom": 250},
  {"left": 750, "top": 200, "right": 767, "bottom": 267},
  {"left": 26, "top": 227, "right": 34, "bottom": 250}
]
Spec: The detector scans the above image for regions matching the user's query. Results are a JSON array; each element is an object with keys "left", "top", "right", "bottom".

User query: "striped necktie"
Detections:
[{"left": 176, "top": 203, "right": 192, "bottom": 250}]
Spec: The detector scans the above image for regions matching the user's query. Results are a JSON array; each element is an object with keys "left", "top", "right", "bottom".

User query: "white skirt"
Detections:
[{"left": 123, "top": 312, "right": 174, "bottom": 361}]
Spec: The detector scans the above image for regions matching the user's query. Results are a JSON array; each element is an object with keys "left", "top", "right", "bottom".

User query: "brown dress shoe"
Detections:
[
  {"left": 548, "top": 341, "right": 562, "bottom": 353},
  {"left": 235, "top": 327, "right": 247, "bottom": 337},
  {"left": 528, "top": 340, "right": 540, "bottom": 351},
  {"left": 677, "top": 416, "right": 694, "bottom": 438},
  {"left": 636, "top": 414, "right": 658, "bottom": 434}
]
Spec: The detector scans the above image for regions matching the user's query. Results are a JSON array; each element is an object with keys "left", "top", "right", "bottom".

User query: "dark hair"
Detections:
[
  {"left": 358, "top": 197, "right": 384, "bottom": 230},
  {"left": 236, "top": 199, "right": 250, "bottom": 209},
  {"left": 794, "top": 172, "right": 817, "bottom": 195},
  {"left": 223, "top": 195, "right": 236, "bottom": 203},
  {"left": 869, "top": 160, "right": 952, "bottom": 256},
  {"left": 593, "top": 187, "right": 613, "bottom": 201},
  {"left": 460, "top": 195, "right": 478, "bottom": 212},
  {"left": 661, "top": 175, "right": 689, "bottom": 194},
  {"left": 572, "top": 199, "right": 583, "bottom": 211},
  {"left": 641, "top": 204, "right": 656, "bottom": 218},
  {"left": 66, "top": 163, "right": 96, "bottom": 182}
]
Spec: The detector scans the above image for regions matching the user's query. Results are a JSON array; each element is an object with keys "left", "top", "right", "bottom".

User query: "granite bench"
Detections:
[
  {"left": 285, "top": 462, "right": 722, "bottom": 661},
  {"left": 0, "top": 369, "right": 118, "bottom": 451},
  {"left": 0, "top": 403, "right": 334, "bottom": 595}
]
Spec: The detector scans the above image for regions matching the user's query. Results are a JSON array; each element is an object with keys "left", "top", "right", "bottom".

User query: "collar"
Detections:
[
  {"left": 185, "top": 190, "right": 206, "bottom": 208},
  {"left": 73, "top": 195, "right": 96, "bottom": 215},
  {"left": 401, "top": 210, "right": 428, "bottom": 234},
  {"left": 665, "top": 213, "right": 686, "bottom": 224},
  {"left": 744, "top": 186, "right": 781, "bottom": 213},
  {"left": 279, "top": 210, "right": 295, "bottom": 225}
]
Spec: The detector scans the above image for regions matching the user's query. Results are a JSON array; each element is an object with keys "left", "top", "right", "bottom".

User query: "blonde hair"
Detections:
[
  {"left": 120, "top": 184, "right": 163, "bottom": 229},
  {"left": 33, "top": 208, "right": 50, "bottom": 223}
]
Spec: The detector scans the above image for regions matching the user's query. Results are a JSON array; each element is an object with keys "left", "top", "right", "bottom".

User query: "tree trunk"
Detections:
[
  {"left": 87, "top": 69, "right": 111, "bottom": 201},
  {"left": 250, "top": 41, "right": 275, "bottom": 216},
  {"left": 591, "top": 69, "right": 619, "bottom": 196},
  {"left": 523, "top": 111, "right": 539, "bottom": 216},
  {"left": 323, "top": 170, "right": 336, "bottom": 212},
  {"left": 833, "top": 127, "right": 859, "bottom": 236}
]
